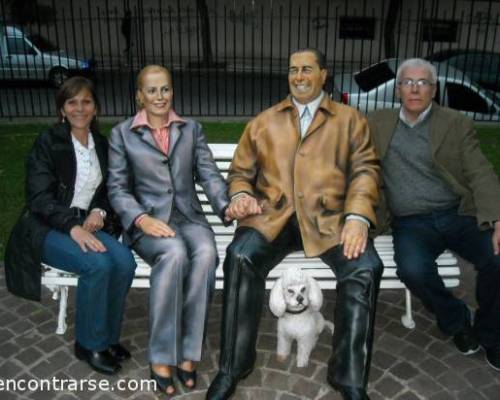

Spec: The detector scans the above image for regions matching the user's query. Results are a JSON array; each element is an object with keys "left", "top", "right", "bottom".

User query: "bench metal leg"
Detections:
[
  {"left": 401, "top": 289, "right": 416, "bottom": 329},
  {"left": 55, "top": 286, "right": 69, "bottom": 335}
]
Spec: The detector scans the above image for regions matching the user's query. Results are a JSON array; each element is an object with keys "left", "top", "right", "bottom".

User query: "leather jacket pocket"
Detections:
[
  {"left": 315, "top": 213, "right": 343, "bottom": 236},
  {"left": 316, "top": 191, "right": 344, "bottom": 235},
  {"left": 320, "top": 191, "right": 344, "bottom": 216}
]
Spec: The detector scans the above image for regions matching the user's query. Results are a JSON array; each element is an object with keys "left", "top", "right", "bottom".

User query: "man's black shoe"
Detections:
[
  {"left": 206, "top": 372, "right": 237, "bottom": 400},
  {"left": 74, "top": 342, "right": 121, "bottom": 375},
  {"left": 327, "top": 376, "right": 370, "bottom": 400},
  {"left": 338, "top": 387, "right": 370, "bottom": 400},
  {"left": 109, "top": 343, "right": 131, "bottom": 362},
  {"left": 485, "top": 345, "right": 500, "bottom": 371},
  {"left": 453, "top": 322, "right": 480, "bottom": 355},
  {"left": 328, "top": 382, "right": 370, "bottom": 400}
]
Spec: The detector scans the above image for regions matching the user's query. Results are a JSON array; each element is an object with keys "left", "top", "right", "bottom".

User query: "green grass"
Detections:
[
  {"left": 0, "top": 121, "right": 246, "bottom": 141},
  {"left": 1, "top": 122, "right": 499, "bottom": 260},
  {"left": 477, "top": 127, "right": 500, "bottom": 173}
]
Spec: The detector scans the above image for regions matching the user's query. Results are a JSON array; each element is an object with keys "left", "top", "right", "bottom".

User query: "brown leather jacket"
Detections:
[{"left": 228, "top": 95, "right": 380, "bottom": 256}]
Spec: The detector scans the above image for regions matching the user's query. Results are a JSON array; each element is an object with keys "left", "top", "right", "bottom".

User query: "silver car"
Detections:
[
  {"left": 0, "top": 25, "right": 93, "bottom": 87},
  {"left": 332, "top": 58, "right": 500, "bottom": 121}
]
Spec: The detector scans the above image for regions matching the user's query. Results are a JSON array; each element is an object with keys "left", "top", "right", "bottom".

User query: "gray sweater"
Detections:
[{"left": 382, "top": 113, "right": 459, "bottom": 217}]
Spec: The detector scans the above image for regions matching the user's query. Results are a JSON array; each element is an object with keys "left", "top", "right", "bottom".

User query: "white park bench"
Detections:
[{"left": 41, "top": 144, "right": 460, "bottom": 335}]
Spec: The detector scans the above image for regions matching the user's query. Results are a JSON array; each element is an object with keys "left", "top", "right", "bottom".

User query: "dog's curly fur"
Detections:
[{"left": 269, "top": 267, "right": 334, "bottom": 367}]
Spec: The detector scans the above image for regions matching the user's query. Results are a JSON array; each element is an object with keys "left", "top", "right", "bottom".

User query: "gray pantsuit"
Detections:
[
  {"left": 107, "top": 116, "right": 229, "bottom": 365},
  {"left": 134, "top": 222, "right": 217, "bottom": 364}
]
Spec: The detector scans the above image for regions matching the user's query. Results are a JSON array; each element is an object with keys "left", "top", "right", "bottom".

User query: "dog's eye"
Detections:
[
  {"left": 300, "top": 287, "right": 306, "bottom": 293},
  {"left": 287, "top": 289, "right": 294, "bottom": 294}
]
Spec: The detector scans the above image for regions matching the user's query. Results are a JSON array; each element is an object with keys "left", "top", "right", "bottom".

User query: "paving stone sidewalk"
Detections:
[{"left": 0, "top": 259, "right": 499, "bottom": 400}]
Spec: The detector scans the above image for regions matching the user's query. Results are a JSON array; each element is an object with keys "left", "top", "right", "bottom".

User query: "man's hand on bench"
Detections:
[{"left": 137, "top": 215, "right": 176, "bottom": 238}]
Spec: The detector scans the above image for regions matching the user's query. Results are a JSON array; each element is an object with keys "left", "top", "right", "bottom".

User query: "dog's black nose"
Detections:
[{"left": 297, "top": 295, "right": 304, "bottom": 304}]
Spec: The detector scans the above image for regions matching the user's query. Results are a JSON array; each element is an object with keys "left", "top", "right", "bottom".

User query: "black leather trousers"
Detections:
[{"left": 216, "top": 217, "right": 383, "bottom": 390}]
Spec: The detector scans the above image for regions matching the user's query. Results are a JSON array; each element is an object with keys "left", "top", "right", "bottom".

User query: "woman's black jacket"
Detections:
[{"left": 5, "top": 123, "right": 116, "bottom": 301}]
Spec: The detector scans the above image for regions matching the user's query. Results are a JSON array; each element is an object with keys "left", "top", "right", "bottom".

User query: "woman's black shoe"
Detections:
[
  {"left": 177, "top": 367, "right": 197, "bottom": 389},
  {"left": 74, "top": 342, "right": 121, "bottom": 375},
  {"left": 109, "top": 343, "right": 131, "bottom": 362},
  {"left": 150, "top": 366, "right": 176, "bottom": 396}
]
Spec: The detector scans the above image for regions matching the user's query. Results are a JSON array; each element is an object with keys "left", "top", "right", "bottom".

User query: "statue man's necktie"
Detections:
[{"left": 300, "top": 106, "right": 312, "bottom": 138}]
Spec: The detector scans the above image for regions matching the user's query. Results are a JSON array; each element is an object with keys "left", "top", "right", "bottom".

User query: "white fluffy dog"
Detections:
[{"left": 269, "top": 267, "right": 334, "bottom": 367}]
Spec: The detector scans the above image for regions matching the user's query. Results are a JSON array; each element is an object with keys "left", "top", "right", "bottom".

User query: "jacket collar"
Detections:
[
  {"left": 276, "top": 95, "right": 338, "bottom": 139},
  {"left": 131, "top": 110, "right": 186, "bottom": 156},
  {"left": 51, "top": 121, "right": 72, "bottom": 140},
  {"left": 51, "top": 121, "right": 103, "bottom": 146},
  {"left": 276, "top": 94, "right": 337, "bottom": 116},
  {"left": 428, "top": 103, "right": 451, "bottom": 154},
  {"left": 49, "top": 122, "right": 107, "bottom": 181},
  {"left": 168, "top": 123, "right": 182, "bottom": 157},
  {"left": 130, "top": 108, "right": 185, "bottom": 130},
  {"left": 134, "top": 125, "right": 160, "bottom": 154},
  {"left": 376, "top": 111, "right": 399, "bottom": 159},
  {"left": 377, "top": 102, "right": 447, "bottom": 158}
]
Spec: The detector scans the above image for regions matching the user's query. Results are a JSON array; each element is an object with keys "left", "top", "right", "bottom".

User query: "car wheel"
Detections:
[{"left": 49, "top": 67, "right": 69, "bottom": 87}]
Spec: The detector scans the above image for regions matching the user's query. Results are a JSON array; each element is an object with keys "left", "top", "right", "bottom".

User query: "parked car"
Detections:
[
  {"left": 0, "top": 25, "right": 94, "bottom": 87},
  {"left": 332, "top": 58, "right": 500, "bottom": 121},
  {"left": 425, "top": 49, "right": 500, "bottom": 91}
]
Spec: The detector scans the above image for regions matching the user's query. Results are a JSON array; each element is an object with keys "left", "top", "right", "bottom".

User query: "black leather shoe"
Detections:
[
  {"left": 327, "top": 377, "right": 370, "bottom": 400},
  {"left": 329, "top": 383, "right": 370, "bottom": 400},
  {"left": 206, "top": 372, "right": 238, "bottom": 400},
  {"left": 150, "top": 366, "right": 176, "bottom": 396},
  {"left": 109, "top": 343, "right": 131, "bottom": 362},
  {"left": 453, "top": 321, "right": 480, "bottom": 355},
  {"left": 485, "top": 345, "right": 500, "bottom": 371},
  {"left": 177, "top": 367, "right": 197, "bottom": 389},
  {"left": 74, "top": 342, "right": 121, "bottom": 375}
]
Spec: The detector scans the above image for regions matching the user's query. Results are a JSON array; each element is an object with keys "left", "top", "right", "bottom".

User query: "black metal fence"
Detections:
[{"left": 2, "top": 0, "right": 500, "bottom": 119}]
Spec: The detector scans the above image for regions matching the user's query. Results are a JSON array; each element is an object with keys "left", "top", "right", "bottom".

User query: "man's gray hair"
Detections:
[{"left": 396, "top": 58, "right": 437, "bottom": 84}]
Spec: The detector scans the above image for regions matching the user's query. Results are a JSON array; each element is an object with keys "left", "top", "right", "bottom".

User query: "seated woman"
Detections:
[
  {"left": 5, "top": 77, "right": 137, "bottom": 376},
  {"left": 107, "top": 65, "right": 229, "bottom": 396}
]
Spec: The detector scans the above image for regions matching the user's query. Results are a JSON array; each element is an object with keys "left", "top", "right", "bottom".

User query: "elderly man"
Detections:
[
  {"left": 368, "top": 58, "right": 500, "bottom": 371},
  {"left": 206, "top": 48, "right": 383, "bottom": 400}
]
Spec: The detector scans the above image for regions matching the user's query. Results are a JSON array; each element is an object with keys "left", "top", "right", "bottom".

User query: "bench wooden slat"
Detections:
[{"left": 42, "top": 268, "right": 461, "bottom": 287}]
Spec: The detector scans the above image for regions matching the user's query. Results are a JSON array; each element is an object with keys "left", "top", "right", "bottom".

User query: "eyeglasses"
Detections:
[{"left": 398, "top": 79, "right": 434, "bottom": 88}]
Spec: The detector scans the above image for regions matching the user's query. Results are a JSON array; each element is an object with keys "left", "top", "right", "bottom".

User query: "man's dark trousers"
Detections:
[
  {"left": 392, "top": 206, "right": 500, "bottom": 347},
  {"left": 216, "top": 215, "right": 383, "bottom": 392}
]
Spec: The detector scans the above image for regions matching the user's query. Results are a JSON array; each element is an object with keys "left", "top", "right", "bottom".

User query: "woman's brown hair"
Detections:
[{"left": 55, "top": 76, "right": 101, "bottom": 132}]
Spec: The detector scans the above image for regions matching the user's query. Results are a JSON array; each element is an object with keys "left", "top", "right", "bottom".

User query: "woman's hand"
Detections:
[
  {"left": 70, "top": 225, "right": 107, "bottom": 253},
  {"left": 138, "top": 215, "right": 176, "bottom": 237},
  {"left": 82, "top": 211, "right": 105, "bottom": 232}
]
